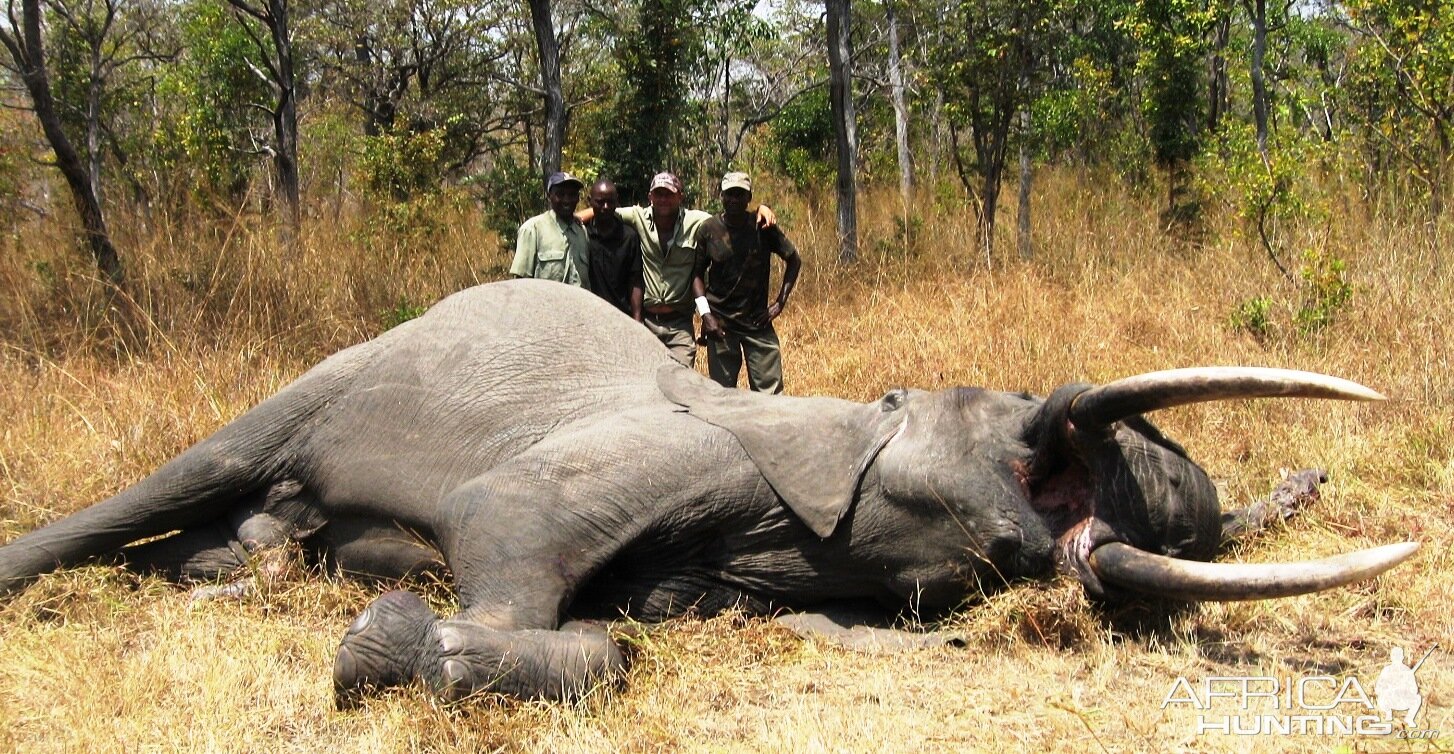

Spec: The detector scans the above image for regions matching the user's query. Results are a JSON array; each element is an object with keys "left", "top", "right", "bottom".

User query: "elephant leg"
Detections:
[
  {"left": 316, "top": 519, "right": 446, "bottom": 583},
  {"left": 116, "top": 501, "right": 311, "bottom": 589},
  {"left": 332, "top": 590, "right": 625, "bottom": 705},
  {"left": 116, "top": 521, "right": 250, "bottom": 582}
]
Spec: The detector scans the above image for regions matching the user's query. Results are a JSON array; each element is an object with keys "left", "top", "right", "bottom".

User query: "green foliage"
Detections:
[
  {"left": 1125, "top": 0, "right": 1213, "bottom": 171},
  {"left": 0, "top": 116, "right": 29, "bottom": 222},
  {"left": 1227, "top": 250, "right": 1355, "bottom": 342},
  {"left": 45, "top": 11, "right": 102, "bottom": 152},
  {"left": 763, "top": 87, "right": 835, "bottom": 188},
  {"left": 1195, "top": 123, "right": 1328, "bottom": 259},
  {"left": 359, "top": 121, "right": 452, "bottom": 201},
  {"left": 153, "top": 0, "right": 272, "bottom": 201},
  {"left": 1342, "top": 0, "right": 1454, "bottom": 214},
  {"left": 307, "top": 0, "right": 516, "bottom": 187},
  {"left": 593, "top": 0, "right": 709, "bottom": 201},
  {"left": 1294, "top": 249, "right": 1353, "bottom": 335},
  {"left": 381, "top": 298, "right": 428, "bottom": 329},
  {"left": 1228, "top": 296, "right": 1273, "bottom": 341},
  {"left": 468, "top": 153, "right": 541, "bottom": 252}
]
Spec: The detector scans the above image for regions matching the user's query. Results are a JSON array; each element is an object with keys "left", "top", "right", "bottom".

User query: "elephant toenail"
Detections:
[
  {"left": 441, "top": 659, "right": 470, "bottom": 694},
  {"left": 346, "top": 607, "right": 374, "bottom": 635},
  {"left": 333, "top": 645, "right": 358, "bottom": 684}
]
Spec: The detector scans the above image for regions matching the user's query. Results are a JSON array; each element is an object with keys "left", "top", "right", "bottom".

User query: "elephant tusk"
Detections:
[
  {"left": 1069, "top": 367, "right": 1385, "bottom": 430},
  {"left": 1087, "top": 540, "right": 1419, "bottom": 601}
]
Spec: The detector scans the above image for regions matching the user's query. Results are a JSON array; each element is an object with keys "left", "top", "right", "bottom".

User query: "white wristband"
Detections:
[{"left": 695, "top": 296, "right": 712, "bottom": 316}]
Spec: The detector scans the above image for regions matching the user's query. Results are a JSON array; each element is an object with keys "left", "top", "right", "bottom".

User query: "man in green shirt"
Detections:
[
  {"left": 510, "top": 171, "right": 588, "bottom": 285},
  {"left": 702, "top": 172, "right": 801, "bottom": 393},
  {"left": 613, "top": 172, "right": 723, "bottom": 367}
]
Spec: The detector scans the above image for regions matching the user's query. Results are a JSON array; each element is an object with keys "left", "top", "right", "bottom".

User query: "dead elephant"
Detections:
[{"left": 0, "top": 280, "right": 1417, "bottom": 703}]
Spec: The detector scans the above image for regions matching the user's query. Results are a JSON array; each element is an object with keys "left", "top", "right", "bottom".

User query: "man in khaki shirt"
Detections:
[
  {"left": 611, "top": 172, "right": 722, "bottom": 366},
  {"left": 510, "top": 171, "right": 588, "bottom": 285}
]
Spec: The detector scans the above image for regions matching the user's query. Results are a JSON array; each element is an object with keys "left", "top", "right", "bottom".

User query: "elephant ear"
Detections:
[{"left": 657, "top": 365, "right": 905, "bottom": 538}]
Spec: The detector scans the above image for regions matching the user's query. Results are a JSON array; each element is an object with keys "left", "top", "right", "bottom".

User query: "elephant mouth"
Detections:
[{"left": 1058, "top": 366, "right": 1417, "bottom": 602}]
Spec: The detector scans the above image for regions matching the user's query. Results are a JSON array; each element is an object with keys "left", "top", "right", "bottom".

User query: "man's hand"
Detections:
[
  {"left": 755, "top": 299, "right": 786, "bottom": 328},
  {"left": 701, "top": 313, "right": 726, "bottom": 342},
  {"left": 755, "top": 204, "right": 777, "bottom": 228}
]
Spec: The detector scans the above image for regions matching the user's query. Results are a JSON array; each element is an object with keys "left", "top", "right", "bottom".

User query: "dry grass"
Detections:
[{"left": 1, "top": 174, "right": 1451, "bottom": 753}]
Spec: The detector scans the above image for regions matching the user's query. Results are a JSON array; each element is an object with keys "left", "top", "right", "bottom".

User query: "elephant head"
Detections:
[
  {"left": 1039, "top": 367, "right": 1417, "bottom": 601},
  {"left": 660, "top": 365, "right": 1416, "bottom": 605}
]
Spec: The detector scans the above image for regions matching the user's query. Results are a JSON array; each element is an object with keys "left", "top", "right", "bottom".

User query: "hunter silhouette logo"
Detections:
[{"left": 1375, "top": 645, "right": 1436, "bottom": 728}]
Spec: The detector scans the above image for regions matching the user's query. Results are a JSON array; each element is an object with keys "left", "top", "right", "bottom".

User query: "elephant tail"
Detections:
[{"left": 0, "top": 379, "right": 326, "bottom": 599}]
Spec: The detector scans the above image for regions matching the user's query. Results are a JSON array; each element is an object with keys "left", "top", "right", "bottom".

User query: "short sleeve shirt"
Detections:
[
  {"left": 510, "top": 210, "right": 589, "bottom": 286},
  {"left": 705, "top": 217, "right": 798, "bottom": 328},
  {"left": 615, "top": 205, "right": 712, "bottom": 309},
  {"left": 586, "top": 218, "right": 643, "bottom": 315}
]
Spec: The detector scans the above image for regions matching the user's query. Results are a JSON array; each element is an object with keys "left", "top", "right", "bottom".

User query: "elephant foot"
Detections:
[
  {"left": 333, "top": 590, "right": 442, "bottom": 706},
  {"left": 434, "top": 620, "right": 628, "bottom": 702}
]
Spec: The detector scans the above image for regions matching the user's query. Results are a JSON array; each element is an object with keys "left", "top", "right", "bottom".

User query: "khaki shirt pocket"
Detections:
[{"left": 535, "top": 245, "right": 570, "bottom": 281}]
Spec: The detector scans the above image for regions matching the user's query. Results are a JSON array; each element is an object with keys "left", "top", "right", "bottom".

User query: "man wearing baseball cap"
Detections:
[
  {"left": 610, "top": 171, "right": 721, "bottom": 367},
  {"left": 509, "top": 171, "right": 589, "bottom": 287},
  {"left": 701, "top": 172, "right": 801, "bottom": 393}
]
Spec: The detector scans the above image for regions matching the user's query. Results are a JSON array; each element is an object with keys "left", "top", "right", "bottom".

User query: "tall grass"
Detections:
[{"left": 0, "top": 172, "right": 1449, "bottom": 753}]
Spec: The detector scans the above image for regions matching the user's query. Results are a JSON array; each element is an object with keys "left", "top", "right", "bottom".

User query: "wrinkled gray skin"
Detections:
[{"left": 0, "top": 280, "right": 1243, "bottom": 702}]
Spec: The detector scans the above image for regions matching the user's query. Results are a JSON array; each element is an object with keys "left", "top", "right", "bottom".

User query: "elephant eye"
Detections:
[{"left": 880, "top": 389, "right": 908, "bottom": 412}]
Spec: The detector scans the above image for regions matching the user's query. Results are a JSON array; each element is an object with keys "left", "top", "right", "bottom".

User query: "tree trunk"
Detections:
[
  {"left": 929, "top": 90, "right": 946, "bottom": 188},
  {"left": 970, "top": 93, "right": 1015, "bottom": 266},
  {"left": 826, "top": 0, "right": 858, "bottom": 263},
  {"left": 529, "top": 0, "right": 566, "bottom": 185},
  {"left": 86, "top": 49, "right": 105, "bottom": 211},
  {"left": 1248, "top": 0, "right": 1269, "bottom": 159},
  {"left": 3, "top": 0, "right": 124, "bottom": 287},
  {"left": 228, "top": 0, "right": 300, "bottom": 232},
  {"left": 886, "top": 0, "right": 913, "bottom": 216},
  {"left": 1432, "top": 127, "right": 1448, "bottom": 221},
  {"left": 1208, "top": 15, "right": 1230, "bottom": 134},
  {"left": 269, "top": 0, "right": 300, "bottom": 231},
  {"left": 980, "top": 160, "right": 1001, "bottom": 263},
  {"left": 1017, "top": 108, "right": 1032, "bottom": 261}
]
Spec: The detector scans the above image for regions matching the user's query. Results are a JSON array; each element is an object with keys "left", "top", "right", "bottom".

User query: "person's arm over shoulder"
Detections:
[
  {"left": 509, "top": 217, "right": 538, "bottom": 278},
  {"left": 615, "top": 205, "right": 641, "bottom": 231}
]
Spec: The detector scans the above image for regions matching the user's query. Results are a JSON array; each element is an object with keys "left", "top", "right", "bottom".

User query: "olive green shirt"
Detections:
[
  {"left": 615, "top": 205, "right": 712, "bottom": 308},
  {"left": 511, "top": 210, "right": 589, "bottom": 286}
]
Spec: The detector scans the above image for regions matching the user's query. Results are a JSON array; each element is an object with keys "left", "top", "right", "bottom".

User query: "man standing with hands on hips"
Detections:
[{"left": 701, "top": 172, "right": 801, "bottom": 393}]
